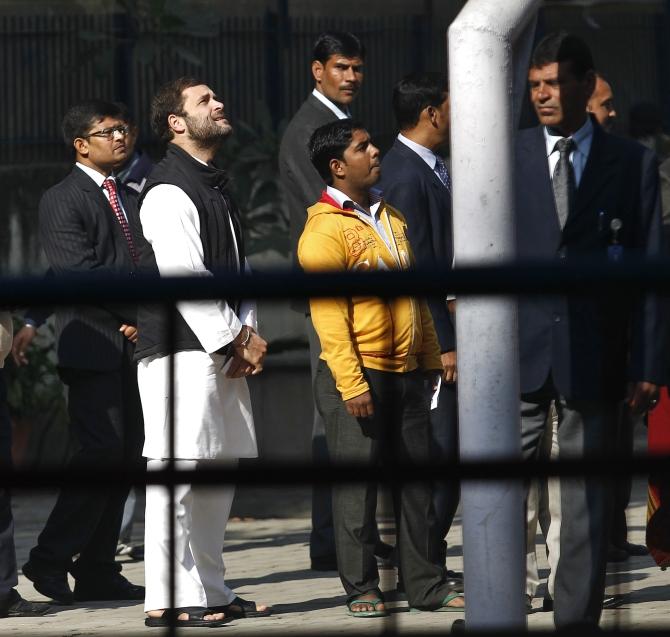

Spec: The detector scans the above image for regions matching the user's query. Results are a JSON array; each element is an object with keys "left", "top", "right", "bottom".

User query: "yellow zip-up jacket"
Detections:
[{"left": 298, "top": 192, "right": 442, "bottom": 401}]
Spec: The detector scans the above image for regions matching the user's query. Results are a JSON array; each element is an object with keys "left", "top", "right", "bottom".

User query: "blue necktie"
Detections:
[{"left": 435, "top": 157, "right": 452, "bottom": 193}]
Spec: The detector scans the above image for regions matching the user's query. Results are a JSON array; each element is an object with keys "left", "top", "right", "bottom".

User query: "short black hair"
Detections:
[
  {"left": 61, "top": 100, "right": 125, "bottom": 147},
  {"left": 393, "top": 72, "right": 448, "bottom": 130},
  {"left": 151, "top": 76, "right": 203, "bottom": 142},
  {"left": 530, "top": 31, "right": 595, "bottom": 79},
  {"left": 309, "top": 119, "right": 365, "bottom": 184},
  {"left": 313, "top": 32, "right": 365, "bottom": 64}
]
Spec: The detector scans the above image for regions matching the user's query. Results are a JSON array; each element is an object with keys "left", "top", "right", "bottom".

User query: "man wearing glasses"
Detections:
[{"left": 22, "top": 101, "right": 145, "bottom": 605}]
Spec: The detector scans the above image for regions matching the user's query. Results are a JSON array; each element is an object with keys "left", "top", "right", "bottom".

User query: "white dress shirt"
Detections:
[
  {"left": 75, "top": 162, "right": 128, "bottom": 221},
  {"left": 312, "top": 89, "right": 350, "bottom": 120},
  {"left": 544, "top": 117, "right": 593, "bottom": 188}
]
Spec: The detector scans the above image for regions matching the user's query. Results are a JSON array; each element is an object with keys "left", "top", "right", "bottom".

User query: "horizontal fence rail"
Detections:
[
  {"left": 1, "top": 455, "right": 670, "bottom": 489},
  {"left": 3, "top": 257, "right": 670, "bottom": 306},
  {"left": 2, "top": 259, "right": 668, "bottom": 635}
]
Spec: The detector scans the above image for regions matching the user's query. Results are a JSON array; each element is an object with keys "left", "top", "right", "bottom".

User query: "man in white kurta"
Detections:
[{"left": 135, "top": 77, "right": 269, "bottom": 627}]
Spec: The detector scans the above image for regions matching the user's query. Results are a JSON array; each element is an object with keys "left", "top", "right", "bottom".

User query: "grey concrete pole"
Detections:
[{"left": 448, "top": 0, "right": 542, "bottom": 630}]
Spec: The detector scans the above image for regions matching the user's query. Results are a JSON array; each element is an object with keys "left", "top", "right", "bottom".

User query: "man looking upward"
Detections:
[{"left": 135, "top": 78, "right": 269, "bottom": 627}]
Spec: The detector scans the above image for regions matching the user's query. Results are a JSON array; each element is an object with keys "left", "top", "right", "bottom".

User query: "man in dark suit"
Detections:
[
  {"left": 377, "top": 73, "right": 460, "bottom": 582},
  {"left": 279, "top": 32, "right": 370, "bottom": 571},
  {"left": 22, "top": 100, "right": 144, "bottom": 604},
  {"left": 516, "top": 32, "right": 664, "bottom": 628}
]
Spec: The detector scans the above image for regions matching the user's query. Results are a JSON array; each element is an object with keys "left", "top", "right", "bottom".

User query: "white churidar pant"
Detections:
[{"left": 144, "top": 459, "right": 237, "bottom": 612}]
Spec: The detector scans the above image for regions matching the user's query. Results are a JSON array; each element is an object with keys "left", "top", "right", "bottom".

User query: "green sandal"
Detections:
[
  {"left": 346, "top": 594, "right": 389, "bottom": 618},
  {"left": 410, "top": 591, "right": 465, "bottom": 613}
]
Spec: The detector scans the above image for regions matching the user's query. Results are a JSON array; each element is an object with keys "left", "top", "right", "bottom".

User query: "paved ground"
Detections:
[{"left": 4, "top": 478, "right": 670, "bottom": 635}]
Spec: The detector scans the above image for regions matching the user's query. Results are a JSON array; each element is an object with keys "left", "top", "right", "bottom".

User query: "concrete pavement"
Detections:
[{"left": 4, "top": 480, "right": 669, "bottom": 635}]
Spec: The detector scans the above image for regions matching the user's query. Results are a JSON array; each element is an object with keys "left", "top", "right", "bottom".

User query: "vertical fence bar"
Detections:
[{"left": 166, "top": 302, "right": 177, "bottom": 636}]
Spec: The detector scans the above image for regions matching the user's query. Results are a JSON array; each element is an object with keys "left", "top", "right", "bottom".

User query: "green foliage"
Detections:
[
  {"left": 217, "top": 108, "right": 290, "bottom": 257},
  {"left": 4, "top": 318, "right": 67, "bottom": 424}
]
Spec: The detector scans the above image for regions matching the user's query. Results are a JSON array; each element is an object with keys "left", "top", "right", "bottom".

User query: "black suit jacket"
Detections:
[
  {"left": 38, "top": 166, "right": 138, "bottom": 371},
  {"left": 279, "top": 93, "right": 339, "bottom": 261},
  {"left": 378, "top": 139, "right": 456, "bottom": 352},
  {"left": 515, "top": 122, "right": 664, "bottom": 400}
]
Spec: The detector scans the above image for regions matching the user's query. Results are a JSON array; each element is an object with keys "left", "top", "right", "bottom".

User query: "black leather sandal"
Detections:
[
  {"left": 211, "top": 596, "right": 272, "bottom": 618},
  {"left": 145, "top": 606, "right": 231, "bottom": 627}
]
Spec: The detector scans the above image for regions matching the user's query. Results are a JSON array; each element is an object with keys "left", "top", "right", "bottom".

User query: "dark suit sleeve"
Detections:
[
  {"left": 38, "top": 189, "right": 135, "bottom": 325},
  {"left": 383, "top": 178, "right": 456, "bottom": 352},
  {"left": 280, "top": 128, "right": 326, "bottom": 256},
  {"left": 629, "top": 149, "right": 665, "bottom": 384}
]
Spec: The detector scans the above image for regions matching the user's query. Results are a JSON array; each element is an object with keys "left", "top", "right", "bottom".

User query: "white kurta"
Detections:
[{"left": 138, "top": 183, "right": 258, "bottom": 460}]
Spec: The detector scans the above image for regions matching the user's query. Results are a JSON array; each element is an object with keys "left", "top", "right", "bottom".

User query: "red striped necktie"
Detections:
[{"left": 102, "top": 177, "right": 138, "bottom": 265}]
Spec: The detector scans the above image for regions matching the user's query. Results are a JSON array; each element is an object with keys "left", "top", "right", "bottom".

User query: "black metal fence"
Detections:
[
  {"left": 3, "top": 261, "right": 670, "bottom": 635},
  {"left": 0, "top": 11, "right": 452, "bottom": 164},
  {"left": 2, "top": 3, "right": 668, "bottom": 165}
]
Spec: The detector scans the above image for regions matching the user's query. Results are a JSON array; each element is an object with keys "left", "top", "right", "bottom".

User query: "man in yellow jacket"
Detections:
[{"left": 298, "top": 119, "right": 464, "bottom": 617}]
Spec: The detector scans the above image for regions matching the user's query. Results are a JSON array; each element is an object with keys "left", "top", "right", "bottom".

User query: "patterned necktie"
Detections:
[
  {"left": 552, "top": 138, "right": 576, "bottom": 229},
  {"left": 435, "top": 157, "right": 452, "bottom": 193},
  {"left": 102, "top": 177, "right": 138, "bottom": 264}
]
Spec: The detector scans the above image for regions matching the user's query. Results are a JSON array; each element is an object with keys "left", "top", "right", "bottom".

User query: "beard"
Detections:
[{"left": 184, "top": 113, "right": 232, "bottom": 150}]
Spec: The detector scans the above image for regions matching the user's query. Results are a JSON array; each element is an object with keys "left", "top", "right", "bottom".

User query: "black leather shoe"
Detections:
[
  {"left": 446, "top": 576, "right": 464, "bottom": 593},
  {"left": 542, "top": 597, "right": 554, "bottom": 612},
  {"left": 621, "top": 541, "right": 649, "bottom": 556},
  {"left": 22, "top": 560, "right": 73, "bottom": 605},
  {"left": 607, "top": 544, "right": 628, "bottom": 562},
  {"left": 310, "top": 556, "right": 338, "bottom": 571},
  {"left": 0, "top": 589, "right": 51, "bottom": 617},
  {"left": 73, "top": 572, "right": 144, "bottom": 601}
]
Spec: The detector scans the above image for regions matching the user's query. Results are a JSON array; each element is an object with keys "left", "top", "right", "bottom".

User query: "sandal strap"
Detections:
[
  {"left": 442, "top": 592, "right": 464, "bottom": 606},
  {"left": 232, "top": 596, "right": 258, "bottom": 612},
  {"left": 161, "top": 606, "right": 215, "bottom": 621},
  {"left": 347, "top": 596, "right": 385, "bottom": 609}
]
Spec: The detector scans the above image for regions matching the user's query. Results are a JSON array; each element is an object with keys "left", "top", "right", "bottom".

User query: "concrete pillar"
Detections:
[{"left": 448, "top": 0, "right": 542, "bottom": 630}]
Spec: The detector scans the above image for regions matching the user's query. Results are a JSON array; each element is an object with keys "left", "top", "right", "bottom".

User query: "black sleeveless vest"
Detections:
[{"left": 134, "top": 144, "right": 245, "bottom": 360}]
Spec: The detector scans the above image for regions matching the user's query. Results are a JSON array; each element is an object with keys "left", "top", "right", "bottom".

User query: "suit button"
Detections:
[
  {"left": 554, "top": 314, "right": 561, "bottom": 323},
  {"left": 557, "top": 248, "right": 566, "bottom": 259}
]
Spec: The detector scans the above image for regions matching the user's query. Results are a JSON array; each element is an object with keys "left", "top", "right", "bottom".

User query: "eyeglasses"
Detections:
[{"left": 83, "top": 125, "right": 130, "bottom": 140}]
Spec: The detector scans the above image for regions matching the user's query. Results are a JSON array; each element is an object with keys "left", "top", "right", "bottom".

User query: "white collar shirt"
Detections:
[
  {"left": 76, "top": 162, "right": 128, "bottom": 221},
  {"left": 312, "top": 89, "right": 351, "bottom": 120},
  {"left": 544, "top": 116, "right": 593, "bottom": 188},
  {"left": 325, "top": 185, "right": 392, "bottom": 251},
  {"left": 397, "top": 133, "right": 439, "bottom": 171}
]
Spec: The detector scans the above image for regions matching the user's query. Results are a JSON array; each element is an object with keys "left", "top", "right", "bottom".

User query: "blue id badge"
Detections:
[{"left": 608, "top": 244, "right": 624, "bottom": 262}]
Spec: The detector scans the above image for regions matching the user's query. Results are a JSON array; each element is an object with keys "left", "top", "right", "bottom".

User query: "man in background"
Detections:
[
  {"left": 23, "top": 100, "right": 144, "bottom": 605},
  {"left": 279, "top": 31, "right": 394, "bottom": 572},
  {"left": 516, "top": 32, "right": 663, "bottom": 627},
  {"left": 377, "top": 72, "right": 461, "bottom": 589}
]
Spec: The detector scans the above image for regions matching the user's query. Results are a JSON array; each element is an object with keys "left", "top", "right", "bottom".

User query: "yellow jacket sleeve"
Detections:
[{"left": 298, "top": 225, "right": 370, "bottom": 400}]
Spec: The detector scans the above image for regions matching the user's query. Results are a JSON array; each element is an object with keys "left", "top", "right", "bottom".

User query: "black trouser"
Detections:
[
  {"left": 430, "top": 382, "right": 460, "bottom": 570},
  {"left": 0, "top": 370, "right": 18, "bottom": 598},
  {"left": 521, "top": 375, "right": 616, "bottom": 628},
  {"left": 28, "top": 349, "right": 144, "bottom": 580},
  {"left": 610, "top": 404, "right": 634, "bottom": 547},
  {"left": 315, "top": 360, "right": 450, "bottom": 608}
]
